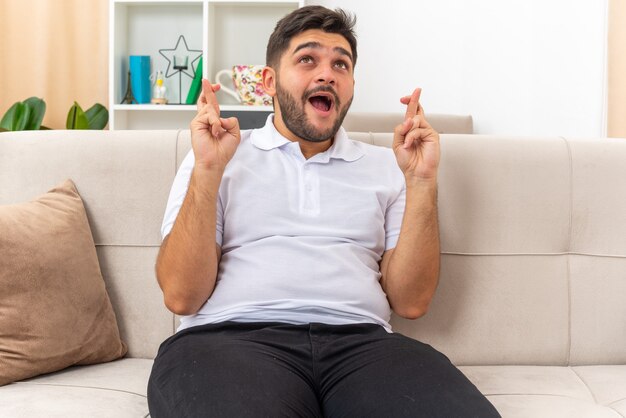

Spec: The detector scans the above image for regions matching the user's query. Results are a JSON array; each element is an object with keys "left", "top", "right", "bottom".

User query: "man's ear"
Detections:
[{"left": 262, "top": 66, "right": 277, "bottom": 97}]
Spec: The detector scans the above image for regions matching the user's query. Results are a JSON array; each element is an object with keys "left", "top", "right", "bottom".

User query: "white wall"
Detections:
[{"left": 306, "top": 0, "right": 608, "bottom": 136}]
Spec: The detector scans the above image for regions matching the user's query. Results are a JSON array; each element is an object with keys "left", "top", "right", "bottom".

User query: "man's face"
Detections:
[{"left": 269, "top": 29, "right": 355, "bottom": 143}]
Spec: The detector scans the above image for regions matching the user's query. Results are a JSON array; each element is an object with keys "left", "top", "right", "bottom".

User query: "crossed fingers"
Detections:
[
  {"left": 197, "top": 79, "right": 221, "bottom": 112},
  {"left": 398, "top": 88, "right": 432, "bottom": 150},
  {"left": 196, "top": 79, "right": 223, "bottom": 138}
]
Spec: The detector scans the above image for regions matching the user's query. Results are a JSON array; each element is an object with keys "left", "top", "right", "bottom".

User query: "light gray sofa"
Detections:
[{"left": 0, "top": 118, "right": 625, "bottom": 417}]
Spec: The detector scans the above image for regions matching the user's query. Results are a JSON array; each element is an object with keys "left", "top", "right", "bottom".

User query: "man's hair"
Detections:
[{"left": 266, "top": 6, "right": 357, "bottom": 69}]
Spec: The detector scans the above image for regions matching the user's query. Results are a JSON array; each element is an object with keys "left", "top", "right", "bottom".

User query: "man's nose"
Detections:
[{"left": 315, "top": 64, "right": 336, "bottom": 85}]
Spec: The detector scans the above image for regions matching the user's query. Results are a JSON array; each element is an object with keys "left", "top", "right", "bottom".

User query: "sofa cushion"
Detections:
[
  {"left": 460, "top": 365, "right": 626, "bottom": 417},
  {"left": 574, "top": 366, "right": 626, "bottom": 407},
  {"left": 0, "top": 358, "right": 152, "bottom": 417},
  {"left": 0, "top": 180, "right": 127, "bottom": 386}
]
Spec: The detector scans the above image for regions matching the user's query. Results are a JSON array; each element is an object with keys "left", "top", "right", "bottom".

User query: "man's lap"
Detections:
[{"left": 147, "top": 321, "right": 500, "bottom": 418}]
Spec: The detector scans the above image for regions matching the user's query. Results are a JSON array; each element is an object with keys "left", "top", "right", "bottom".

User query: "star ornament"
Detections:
[{"left": 158, "top": 35, "right": 202, "bottom": 78}]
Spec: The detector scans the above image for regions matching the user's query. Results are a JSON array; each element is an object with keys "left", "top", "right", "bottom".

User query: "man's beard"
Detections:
[{"left": 276, "top": 79, "right": 353, "bottom": 143}]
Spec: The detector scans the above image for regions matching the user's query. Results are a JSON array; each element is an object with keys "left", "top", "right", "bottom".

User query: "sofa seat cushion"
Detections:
[
  {"left": 1, "top": 360, "right": 625, "bottom": 417},
  {"left": 460, "top": 365, "right": 626, "bottom": 417},
  {"left": 0, "top": 358, "right": 152, "bottom": 418}
]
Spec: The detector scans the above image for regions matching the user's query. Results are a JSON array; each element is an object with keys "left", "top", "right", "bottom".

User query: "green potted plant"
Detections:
[{"left": 0, "top": 97, "right": 108, "bottom": 132}]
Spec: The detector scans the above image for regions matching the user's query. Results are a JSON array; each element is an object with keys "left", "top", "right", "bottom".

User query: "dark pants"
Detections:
[{"left": 148, "top": 322, "right": 500, "bottom": 418}]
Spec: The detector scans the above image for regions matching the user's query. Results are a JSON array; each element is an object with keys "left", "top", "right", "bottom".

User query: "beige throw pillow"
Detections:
[{"left": 0, "top": 179, "right": 127, "bottom": 386}]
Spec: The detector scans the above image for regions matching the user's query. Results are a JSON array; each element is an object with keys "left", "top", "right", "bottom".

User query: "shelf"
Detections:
[
  {"left": 113, "top": 104, "right": 272, "bottom": 111},
  {"left": 210, "top": 0, "right": 299, "bottom": 3},
  {"left": 114, "top": 104, "right": 196, "bottom": 111},
  {"left": 114, "top": 0, "right": 202, "bottom": 4},
  {"left": 207, "top": 1, "right": 298, "bottom": 106},
  {"left": 218, "top": 105, "right": 273, "bottom": 112},
  {"left": 109, "top": 0, "right": 300, "bottom": 129}
]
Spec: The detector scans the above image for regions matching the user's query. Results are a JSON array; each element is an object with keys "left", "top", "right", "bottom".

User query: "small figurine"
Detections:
[
  {"left": 151, "top": 71, "right": 168, "bottom": 105},
  {"left": 121, "top": 70, "right": 138, "bottom": 104}
]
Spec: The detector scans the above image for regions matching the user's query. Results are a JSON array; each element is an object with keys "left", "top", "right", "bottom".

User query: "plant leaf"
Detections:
[
  {"left": 0, "top": 102, "right": 19, "bottom": 130},
  {"left": 85, "top": 103, "right": 109, "bottom": 130},
  {"left": 0, "top": 102, "right": 31, "bottom": 131},
  {"left": 0, "top": 102, "right": 30, "bottom": 131},
  {"left": 66, "top": 102, "right": 89, "bottom": 129},
  {"left": 23, "top": 97, "right": 46, "bottom": 130},
  {"left": 15, "top": 103, "right": 30, "bottom": 131}
]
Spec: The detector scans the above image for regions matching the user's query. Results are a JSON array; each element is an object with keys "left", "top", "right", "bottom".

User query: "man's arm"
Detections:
[
  {"left": 156, "top": 169, "right": 223, "bottom": 315},
  {"left": 380, "top": 88, "right": 441, "bottom": 319},
  {"left": 380, "top": 179, "right": 439, "bottom": 319},
  {"left": 155, "top": 80, "right": 241, "bottom": 315}
]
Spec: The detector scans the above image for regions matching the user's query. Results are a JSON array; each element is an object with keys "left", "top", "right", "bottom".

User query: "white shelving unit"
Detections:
[{"left": 108, "top": 0, "right": 302, "bottom": 129}]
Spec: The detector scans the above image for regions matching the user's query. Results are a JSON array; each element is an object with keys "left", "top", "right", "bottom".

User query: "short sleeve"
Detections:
[
  {"left": 383, "top": 180, "right": 406, "bottom": 251},
  {"left": 161, "top": 150, "right": 225, "bottom": 246},
  {"left": 215, "top": 192, "right": 224, "bottom": 247},
  {"left": 161, "top": 151, "right": 194, "bottom": 240}
]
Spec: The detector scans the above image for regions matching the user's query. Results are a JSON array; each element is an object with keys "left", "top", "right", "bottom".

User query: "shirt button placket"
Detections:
[
  {"left": 304, "top": 164, "right": 311, "bottom": 192},
  {"left": 303, "top": 163, "right": 315, "bottom": 212}
]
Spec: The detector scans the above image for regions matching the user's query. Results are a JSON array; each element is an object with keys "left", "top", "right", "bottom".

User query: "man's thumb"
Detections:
[{"left": 219, "top": 117, "right": 239, "bottom": 133}]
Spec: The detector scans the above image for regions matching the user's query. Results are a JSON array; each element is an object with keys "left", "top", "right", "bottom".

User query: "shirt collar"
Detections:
[
  {"left": 250, "top": 114, "right": 291, "bottom": 151},
  {"left": 250, "top": 114, "right": 364, "bottom": 163}
]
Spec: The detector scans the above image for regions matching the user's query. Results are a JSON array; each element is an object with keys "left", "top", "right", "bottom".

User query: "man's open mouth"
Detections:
[{"left": 308, "top": 93, "right": 334, "bottom": 113}]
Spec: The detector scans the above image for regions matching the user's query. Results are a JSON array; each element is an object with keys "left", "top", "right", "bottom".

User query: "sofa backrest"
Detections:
[
  {"left": 1, "top": 129, "right": 625, "bottom": 367},
  {"left": 1, "top": 130, "right": 174, "bottom": 360},
  {"left": 342, "top": 113, "right": 474, "bottom": 134}
]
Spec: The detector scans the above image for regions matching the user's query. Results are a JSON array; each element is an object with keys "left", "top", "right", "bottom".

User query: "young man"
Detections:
[{"left": 148, "top": 6, "right": 500, "bottom": 418}]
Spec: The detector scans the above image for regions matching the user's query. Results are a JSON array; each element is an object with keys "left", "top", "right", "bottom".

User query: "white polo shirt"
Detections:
[{"left": 162, "top": 115, "right": 406, "bottom": 332}]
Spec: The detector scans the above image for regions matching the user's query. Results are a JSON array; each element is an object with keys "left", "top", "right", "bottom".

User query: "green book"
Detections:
[{"left": 185, "top": 57, "right": 203, "bottom": 105}]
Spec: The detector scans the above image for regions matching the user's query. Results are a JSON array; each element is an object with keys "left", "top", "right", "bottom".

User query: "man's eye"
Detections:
[
  {"left": 335, "top": 61, "right": 348, "bottom": 70},
  {"left": 299, "top": 56, "right": 313, "bottom": 64}
]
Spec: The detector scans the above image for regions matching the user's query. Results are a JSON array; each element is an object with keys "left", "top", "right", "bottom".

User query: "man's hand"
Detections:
[
  {"left": 191, "top": 79, "right": 241, "bottom": 172},
  {"left": 392, "top": 88, "right": 440, "bottom": 182}
]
